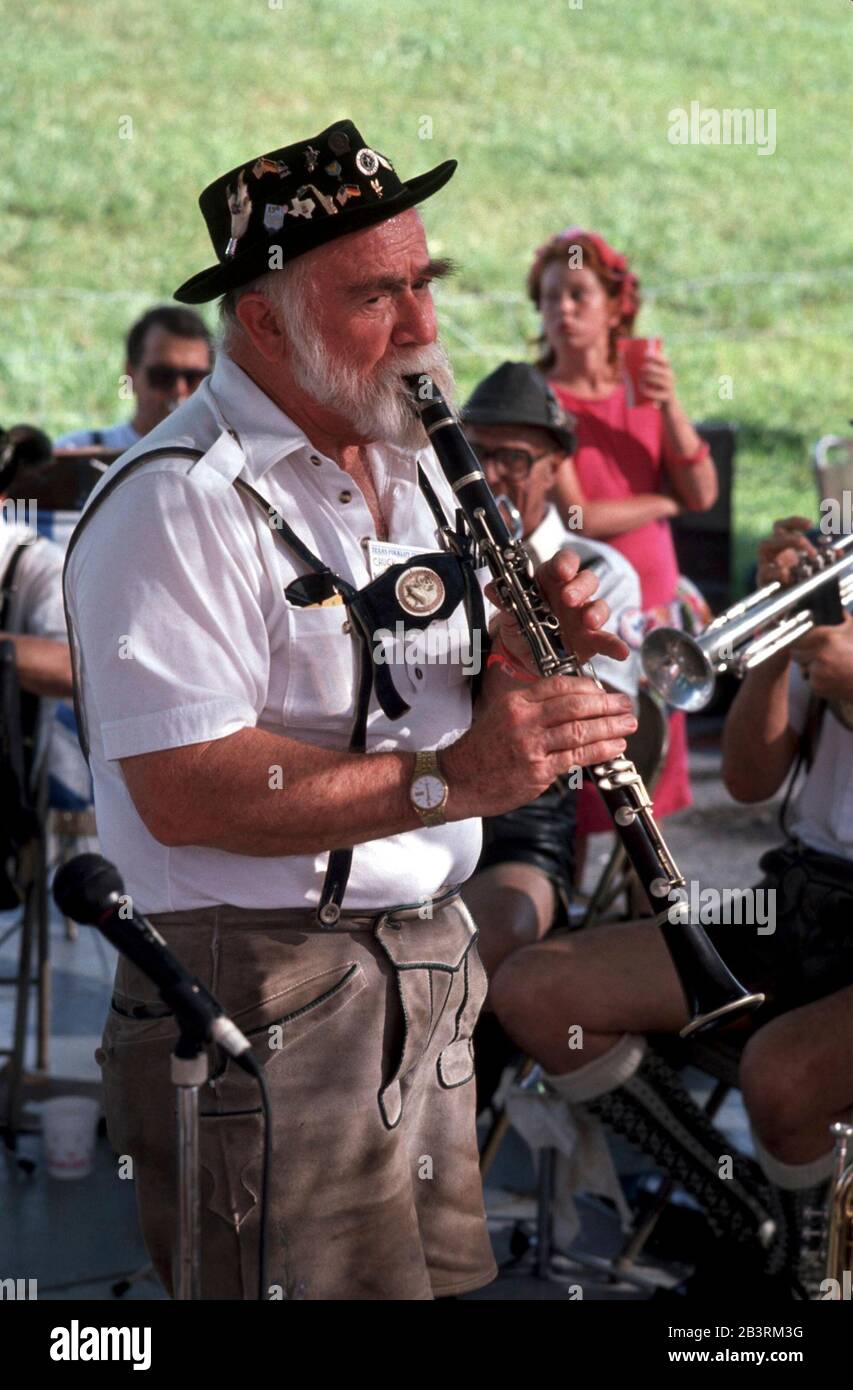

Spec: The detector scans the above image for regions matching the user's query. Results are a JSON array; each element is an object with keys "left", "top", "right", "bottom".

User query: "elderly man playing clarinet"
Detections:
[{"left": 63, "top": 121, "right": 637, "bottom": 1302}]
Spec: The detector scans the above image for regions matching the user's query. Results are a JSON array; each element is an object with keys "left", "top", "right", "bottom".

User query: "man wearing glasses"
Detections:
[
  {"left": 56, "top": 305, "right": 212, "bottom": 451},
  {"left": 460, "top": 361, "right": 641, "bottom": 1107}
]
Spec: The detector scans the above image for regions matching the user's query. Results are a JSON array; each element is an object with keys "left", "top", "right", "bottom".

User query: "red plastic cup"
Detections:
[{"left": 617, "top": 337, "right": 662, "bottom": 408}]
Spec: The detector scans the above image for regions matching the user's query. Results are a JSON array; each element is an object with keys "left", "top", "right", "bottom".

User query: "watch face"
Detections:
[{"left": 412, "top": 774, "right": 446, "bottom": 811}]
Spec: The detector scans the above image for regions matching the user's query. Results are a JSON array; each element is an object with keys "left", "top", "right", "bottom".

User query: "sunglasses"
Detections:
[
  {"left": 145, "top": 365, "right": 208, "bottom": 391},
  {"left": 469, "top": 442, "right": 552, "bottom": 478}
]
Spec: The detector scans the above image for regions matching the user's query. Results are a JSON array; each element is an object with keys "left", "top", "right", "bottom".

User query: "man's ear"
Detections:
[
  {"left": 234, "top": 292, "right": 287, "bottom": 362},
  {"left": 546, "top": 451, "right": 565, "bottom": 483}
]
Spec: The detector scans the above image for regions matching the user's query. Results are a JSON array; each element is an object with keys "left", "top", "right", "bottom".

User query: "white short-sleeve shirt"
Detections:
[
  {"left": 785, "top": 663, "right": 853, "bottom": 861},
  {"left": 64, "top": 355, "right": 488, "bottom": 914},
  {"left": 0, "top": 522, "right": 68, "bottom": 781}
]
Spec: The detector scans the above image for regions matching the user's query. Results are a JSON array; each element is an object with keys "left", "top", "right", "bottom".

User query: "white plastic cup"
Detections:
[{"left": 40, "top": 1096, "right": 101, "bottom": 1180}]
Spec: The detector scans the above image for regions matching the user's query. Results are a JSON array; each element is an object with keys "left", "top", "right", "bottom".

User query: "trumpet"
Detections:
[
  {"left": 642, "top": 532, "right": 853, "bottom": 718},
  {"left": 823, "top": 1120, "right": 853, "bottom": 1296},
  {"left": 406, "top": 372, "right": 764, "bottom": 1037}
]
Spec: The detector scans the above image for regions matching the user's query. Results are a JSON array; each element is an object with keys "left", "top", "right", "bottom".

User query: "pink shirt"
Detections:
[{"left": 550, "top": 381, "right": 680, "bottom": 610}]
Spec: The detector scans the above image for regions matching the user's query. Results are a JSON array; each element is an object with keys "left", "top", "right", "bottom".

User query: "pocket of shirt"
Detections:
[
  {"left": 395, "top": 611, "right": 477, "bottom": 699},
  {"left": 282, "top": 605, "right": 358, "bottom": 731}
]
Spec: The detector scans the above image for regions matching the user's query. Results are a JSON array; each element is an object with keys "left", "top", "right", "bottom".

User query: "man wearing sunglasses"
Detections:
[
  {"left": 56, "top": 304, "right": 212, "bottom": 452},
  {"left": 460, "top": 361, "right": 642, "bottom": 1107}
]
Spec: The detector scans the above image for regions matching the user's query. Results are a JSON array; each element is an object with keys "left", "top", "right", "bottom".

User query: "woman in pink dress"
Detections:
[{"left": 527, "top": 227, "right": 718, "bottom": 830}]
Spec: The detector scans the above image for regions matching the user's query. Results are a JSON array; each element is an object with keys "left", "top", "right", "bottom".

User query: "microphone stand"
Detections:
[{"left": 172, "top": 1030, "right": 208, "bottom": 1301}]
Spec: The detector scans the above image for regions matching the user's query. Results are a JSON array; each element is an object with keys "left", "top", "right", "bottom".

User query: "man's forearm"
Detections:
[
  {"left": 0, "top": 632, "right": 73, "bottom": 697},
  {"left": 721, "top": 652, "right": 799, "bottom": 801},
  {"left": 122, "top": 727, "right": 425, "bottom": 855},
  {"left": 578, "top": 495, "right": 679, "bottom": 537}
]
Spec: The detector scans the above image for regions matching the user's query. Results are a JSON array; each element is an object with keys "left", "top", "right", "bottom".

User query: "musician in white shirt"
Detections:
[{"left": 64, "top": 122, "right": 637, "bottom": 1301}]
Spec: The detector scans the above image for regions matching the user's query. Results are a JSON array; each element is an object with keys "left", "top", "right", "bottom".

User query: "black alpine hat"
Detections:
[
  {"left": 462, "top": 361, "right": 576, "bottom": 453},
  {"left": 173, "top": 119, "right": 456, "bottom": 304}
]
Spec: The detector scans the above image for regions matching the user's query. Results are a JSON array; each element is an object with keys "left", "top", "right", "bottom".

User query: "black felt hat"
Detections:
[
  {"left": 173, "top": 119, "right": 456, "bottom": 304},
  {"left": 463, "top": 362, "right": 576, "bottom": 453}
]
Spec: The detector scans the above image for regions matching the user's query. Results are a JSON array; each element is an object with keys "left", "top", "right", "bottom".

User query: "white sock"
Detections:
[
  {"left": 751, "top": 1132, "right": 835, "bottom": 1190},
  {"left": 544, "top": 1033, "right": 647, "bottom": 1103}
]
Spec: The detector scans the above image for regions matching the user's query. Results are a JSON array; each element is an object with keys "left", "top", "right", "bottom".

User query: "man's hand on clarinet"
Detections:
[
  {"left": 488, "top": 547, "right": 631, "bottom": 670},
  {"left": 442, "top": 675, "right": 637, "bottom": 819}
]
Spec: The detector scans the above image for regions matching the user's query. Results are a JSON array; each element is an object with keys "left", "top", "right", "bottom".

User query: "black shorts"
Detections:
[
  {"left": 704, "top": 840, "right": 853, "bottom": 1026},
  {"left": 476, "top": 784, "right": 577, "bottom": 922}
]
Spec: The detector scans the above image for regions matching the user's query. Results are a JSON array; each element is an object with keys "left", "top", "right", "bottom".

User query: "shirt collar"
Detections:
[
  {"left": 206, "top": 354, "right": 310, "bottom": 481},
  {"left": 526, "top": 504, "right": 567, "bottom": 566}
]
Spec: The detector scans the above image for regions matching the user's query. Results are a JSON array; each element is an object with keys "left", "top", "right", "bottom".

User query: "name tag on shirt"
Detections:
[{"left": 365, "top": 539, "right": 425, "bottom": 579}]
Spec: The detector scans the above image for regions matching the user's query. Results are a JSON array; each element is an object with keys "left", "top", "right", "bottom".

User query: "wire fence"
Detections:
[
  {"left": 1, "top": 266, "right": 849, "bottom": 428},
  {"left": 1, "top": 264, "right": 851, "bottom": 301}
]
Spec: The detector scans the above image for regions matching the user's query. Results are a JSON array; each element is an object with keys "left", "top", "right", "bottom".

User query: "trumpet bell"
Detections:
[{"left": 642, "top": 627, "right": 716, "bottom": 712}]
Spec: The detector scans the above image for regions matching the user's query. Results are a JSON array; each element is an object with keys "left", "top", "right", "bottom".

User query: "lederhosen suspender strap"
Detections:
[
  {"left": 62, "top": 447, "right": 208, "bottom": 762},
  {"left": 233, "top": 472, "right": 486, "bottom": 924},
  {"left": 63, "top": 448, "right": 486, "bottom": 925}
]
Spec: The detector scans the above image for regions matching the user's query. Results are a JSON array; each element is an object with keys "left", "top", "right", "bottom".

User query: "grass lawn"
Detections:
[{"left": 2, "top": 0, "right": 849, "bottom": 589}]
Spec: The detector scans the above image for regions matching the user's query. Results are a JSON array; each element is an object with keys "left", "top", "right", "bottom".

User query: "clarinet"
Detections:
[{"left": 406, "top": 373, "right": 764, "bottom": 1036}]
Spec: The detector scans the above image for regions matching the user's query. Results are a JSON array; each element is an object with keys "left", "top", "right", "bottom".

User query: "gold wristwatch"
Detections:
[{"left": 409, "top": 750, "right": 449, "bottom": 827}]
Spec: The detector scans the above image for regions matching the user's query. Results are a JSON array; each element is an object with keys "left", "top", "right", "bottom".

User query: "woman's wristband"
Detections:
[{"left": 672, "top": 440, "right": 711, "bottom": 468}]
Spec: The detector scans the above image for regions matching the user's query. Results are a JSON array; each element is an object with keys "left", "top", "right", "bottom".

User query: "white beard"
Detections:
[{"left": 287, "top": 331, "right": 458, "bottom": 451}]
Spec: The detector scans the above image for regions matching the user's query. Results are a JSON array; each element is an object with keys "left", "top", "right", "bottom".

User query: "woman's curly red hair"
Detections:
[{"left": 527, "top": 228, "right": 642, "bottom": 371}]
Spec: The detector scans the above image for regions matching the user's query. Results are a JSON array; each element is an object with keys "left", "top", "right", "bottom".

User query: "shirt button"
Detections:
[
  {"left": 414, "top": 667, "right": 424, "bottom": 680},
  {"left": 339, "top": 490, "right": 352, "bottom": 503},
  {"left": 342, "top": 620, "right": 352, "bottom": 634},
  {"left": 310, "top": 455, "right": 322, "bottom": 466}
]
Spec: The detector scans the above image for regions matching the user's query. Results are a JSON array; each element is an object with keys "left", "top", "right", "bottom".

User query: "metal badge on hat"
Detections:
[
  {"left": 225, "top": 170, "right": 252, "bottom": 258},
  {"left": 328, "top": 130, "right": 351, "bottom": 155},
  {"left": 395, "top": 567, "right": 445, "bottom": 617},
  {"left": 286, "top": 194, "right": 315, "bottom": 219},
  {"left": 336, "top": 184, "right": 362, "bottom": 206},
  {"left": 355, "top": 148, "right": 380, "bottom": 176},
  {"left": 295, "top": 184, "right": 339, "bottom": 217},
  {"left": 304, "top": 144, "right": 320, "bottom": 172},
  {"left": 263, "top": 203, "right": 286, "bottom": 232},
  {"left": 253, "top": 156, "right": 290, "bottom": 179}
]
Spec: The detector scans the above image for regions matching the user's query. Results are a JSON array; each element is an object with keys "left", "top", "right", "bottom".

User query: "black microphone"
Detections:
[{"left": 53, "top": 854, "right": 257, "bottom": 1074}]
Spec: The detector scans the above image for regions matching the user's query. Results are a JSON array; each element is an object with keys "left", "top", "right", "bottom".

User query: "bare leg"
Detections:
[
  {"left": 463, "top": 862, "right": 556, "bottom": 981},
  {"left": 489, "top": 918, "right": 690, "bottom": 1075},
  {"left": 741, "top": 987, "right": 853, "bottom": 1165},
  {"left": 490, "top": 918, "right": 782, "bottom": 1252}
]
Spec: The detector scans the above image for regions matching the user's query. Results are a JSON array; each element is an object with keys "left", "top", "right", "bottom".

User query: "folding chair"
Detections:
[{"left": 813, "top": 433, "right": 853, "bottom": 510}]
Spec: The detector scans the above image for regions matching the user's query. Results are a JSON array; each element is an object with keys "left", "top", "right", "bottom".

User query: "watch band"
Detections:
[{"left": 410, "top": 749, "right": 449, "bottom": 827}]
